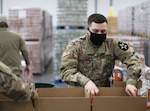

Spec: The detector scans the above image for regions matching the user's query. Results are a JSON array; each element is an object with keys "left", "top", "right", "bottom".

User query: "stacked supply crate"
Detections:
[
  {"left": 118, "top": 7, "right": 134, "bottom": 35},
  {"left": 54, "top": 0, "right": 87, "bottom": 78},
  {"left": 107, "top": 16, "right": 118, "bottom": 36},
  {"left": 133, "top": 4, "right": 147, "bottom": 37},
  {"left": 0, "top": 16, "right": 7, "bottom": 23},
  {"left": 8, "top": 8, "right": 54, "bottom": 74},
  {"left": 147, "top": 1, "right": 150, "bottom": 37},
  {"left": 118, "top": 0, "right": 150, "bottom": 66},
  {"left": 118, "top": 0, "right": 150, "bottom": 38}
]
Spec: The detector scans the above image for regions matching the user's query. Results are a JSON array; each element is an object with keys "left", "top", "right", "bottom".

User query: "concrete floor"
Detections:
[{"left": 33, "top": 58, "right": 67, "bottom": 88}]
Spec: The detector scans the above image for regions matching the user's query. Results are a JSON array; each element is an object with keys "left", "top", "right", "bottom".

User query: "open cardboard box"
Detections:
[
  {"left": 0, "top": 94, "right": 34, "bottom": 111},
  {"left": 112, "top": 80, "right": 142, "bottom": 88},
  {"left": 35, "top": 87, "right": 146, "bottom": 111},
  {"left": 34, "top": 87, "right": 90, "bottom": 111},
  {"left": 85, "top": 87, "right": 146, "bottom": 111}
]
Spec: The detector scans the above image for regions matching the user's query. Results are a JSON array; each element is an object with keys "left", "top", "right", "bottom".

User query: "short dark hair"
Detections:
[
  {"left": 0, "top": 22, "right": 8, "bottom": 28},
  {"left": 87, "top": 13, "right": 107, "bottom": 26}
]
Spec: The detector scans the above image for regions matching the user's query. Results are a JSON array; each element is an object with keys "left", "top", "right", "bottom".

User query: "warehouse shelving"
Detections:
[
  {"left": 117, "top": 0, "right": 150, "bottom": 66},
  {"left": 54, "top": 0, "right": 88, "bottom": 79},
  {"left": 118, "top": 0, "right": 150, "bottom": 39}
]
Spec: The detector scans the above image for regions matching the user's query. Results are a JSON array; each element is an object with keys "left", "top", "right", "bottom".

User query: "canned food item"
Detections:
[
  {"left": 147, "top": 89, "right": 150, "bottom": 109},
  {"left": 113, "top": 69, "right": 123, "bottom": 82}
]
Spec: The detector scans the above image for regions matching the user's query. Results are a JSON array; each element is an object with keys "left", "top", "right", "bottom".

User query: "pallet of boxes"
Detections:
[{"left": 8, "top": 7, "right": 54, "bottom": 74}]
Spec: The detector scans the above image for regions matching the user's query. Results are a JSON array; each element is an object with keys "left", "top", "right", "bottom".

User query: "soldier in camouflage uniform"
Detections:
[
  {"left": 0, "top": 21, "right": 30, "bottom": 77},
  {"left": 60, "top": 14, "right": 142, "bottom": 97},
  {"left": 0, "top": 61, "right": 38, "bottom": 102}
]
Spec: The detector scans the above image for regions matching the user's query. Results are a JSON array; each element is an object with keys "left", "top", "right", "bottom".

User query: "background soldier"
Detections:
[{"left": 0, "top": 20, "right": 30, "bottom": 77}]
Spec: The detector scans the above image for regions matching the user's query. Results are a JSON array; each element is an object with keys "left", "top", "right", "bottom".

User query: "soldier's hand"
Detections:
[
  {"left": 24, "top": 65, "right": 30, "bottom": 75},
  {"left": 84, "top": 80, "right": 99, "bottom": 96},
  {"left": 125, "top": 84, "right": 137, "bottom": 97},
  {"left": 32, "top": 90, "right": 39, "bottom": 99}
]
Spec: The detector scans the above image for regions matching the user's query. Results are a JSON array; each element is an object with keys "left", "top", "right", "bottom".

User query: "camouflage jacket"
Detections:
[
  {"left": 60, "top": 34, "right": 142, "bottom": 87},
  {"left": 0, "top": 62, "right": 34, "bottom": 102}
]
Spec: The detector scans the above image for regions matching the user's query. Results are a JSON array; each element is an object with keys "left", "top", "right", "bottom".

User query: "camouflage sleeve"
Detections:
[
  {"left": 60, "top": 43, "right": 90, "bottom": 86},
  {"left": 113, "top": 39, "right": 142, "bottom": 86},
  {"left": 0, "top": 62, "right": 34, "bottom": 102}
]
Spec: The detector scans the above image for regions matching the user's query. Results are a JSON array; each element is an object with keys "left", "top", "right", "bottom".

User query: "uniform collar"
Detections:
[
  {"left": 85, "top": 33, "right": 106, "bottom": 56},
  {"left": 0, "top": 28, "right": 7, "bottom": 31}
]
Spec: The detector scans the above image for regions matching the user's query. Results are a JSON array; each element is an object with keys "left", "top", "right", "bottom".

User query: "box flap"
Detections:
[
  {"left": 35, "top": 88, "right": 90, "bottom": 111},
  {"left": 37, "top": 87, "right": 85, "bottom": 97},
  {"left": 0, "top": 94, "right": 10, "bottom": 99},
  {"left": 113, "top": 81, "right": 142, "bottom": 88},
  {"left": 34, "top": 98, "right": 90, "bottom": 111},
  {"left": 98, "top": 87, "right": 128, "bottom": 96},
  {"left": 93, "top": 96, "right": 146, "bottom": 111},
  {"left": 0, "top": 94, "right": 34, "bottom": 111},
  {"left": 85, "top": 87, "right": 128, "bottom": 97}
]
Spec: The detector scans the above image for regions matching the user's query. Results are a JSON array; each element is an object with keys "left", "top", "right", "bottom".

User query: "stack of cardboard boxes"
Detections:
[
  {"left": 8, "top": 8, "right": 54, "bottom": 74},
  {"left": 118, "top": 0, "right": 150, "bottom": 38},
  {"left": 54, "top": 0, "right": 87, "bottom": 77},
  {"left": 107, "top": 16, "right": 118, "bottom": 37}
]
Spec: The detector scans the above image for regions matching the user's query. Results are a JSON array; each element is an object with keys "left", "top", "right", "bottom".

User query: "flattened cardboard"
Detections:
[
  {"left": 0, "top": 94, "right": 34, "bottom": 111},
  {"left": 34, "top": 88, "right": 90, "bottom": 111}
]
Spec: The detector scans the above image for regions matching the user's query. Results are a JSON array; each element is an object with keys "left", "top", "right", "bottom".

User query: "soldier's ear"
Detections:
[
  {"left": 86, "top": 27, "right": 89, "bottom": 31},
  {"left": 86, "top": 28, "right": 90, "bottom": 34}
]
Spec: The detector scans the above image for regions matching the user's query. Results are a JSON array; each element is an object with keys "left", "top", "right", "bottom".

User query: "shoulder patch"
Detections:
[
  {"left": 118, "top": 41, "right": 128, "bottom": 51},
  {"left": 62, "top": 50, "right": 71, "bottom": 57}
]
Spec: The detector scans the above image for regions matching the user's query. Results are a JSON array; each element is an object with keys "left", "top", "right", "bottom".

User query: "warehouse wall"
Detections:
[
  {"left": 2, "top": 0, "right": 143, "bottom": 26},
  {"left": 94, "top": 0, "right": 144, "bottom": 16}
]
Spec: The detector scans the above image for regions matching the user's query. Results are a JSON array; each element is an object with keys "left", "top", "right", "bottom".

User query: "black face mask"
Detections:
[{"left": 89, "top": 30, "right": 106, "bottom": 46}]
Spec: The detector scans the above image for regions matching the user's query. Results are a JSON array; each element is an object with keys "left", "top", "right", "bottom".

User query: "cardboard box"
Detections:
[
  {"left": 34, "top": 88, "right": 90, "bottom": 111},
  {"left": 0, "top": 94, "right": 34, "bottom": 111},
  {"left": 92, "top": 87, "right": 146, "bottom": 111},
  {"left": 113, "top": 80, "right": 142, "bottom": 88},
  {"left": 35, "top": 87, "right": 146, "bottom": 111}
]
